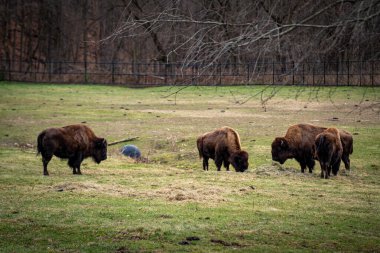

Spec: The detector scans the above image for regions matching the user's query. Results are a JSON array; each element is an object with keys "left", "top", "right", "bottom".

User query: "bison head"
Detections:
[
  {"left": 271, "top": 137, "right": 292, "bottom": 164},
  {"left": 230, "top": 150, "right": 249, "bottom": 172},
  {"left": 92, "top": 138, "right": 107, "bottom": 163}
]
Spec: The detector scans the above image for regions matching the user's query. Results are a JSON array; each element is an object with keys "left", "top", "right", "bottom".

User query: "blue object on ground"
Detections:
[{"left": 121, "top": 145, "right": 141, "bottom": 159}]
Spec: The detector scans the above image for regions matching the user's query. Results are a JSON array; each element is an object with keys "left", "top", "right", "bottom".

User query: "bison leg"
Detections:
[
  {"left": 295, "top": 158, "right": 307, "bottom": 173},
  {"left": 321, "top": 164, "right": 330, "bottom": 179},
  {"left": 76, "top": 165, "right": 82, "bottom": 175},
  {"left": 332, "top": 159, "right": 341, "bottom": 176},
  {"left": 306, "top": 159, "right": 315, "bottom": 173},
  {"left": 320, "top": 163, "right": 326, "bottom": 178},
  {"left": 203, "top": 157, "right": 209, "bottom": 171},
  {"left": 326, "top": 166, "right": 331, "bottom": 178},
  {"left": 42, "top": 155, "right": 52, "bottom": 176},
  {"left": 68, "top": 159, "right": 77, "bottom": 174},
  {"left": 69, "top": 153, "right": 83, "bottom": 175},
  {"left": 75, "top": 153, "right": 84, "bottom": 175},
  {"left": 300, "top": 162, "right": 307, "bottom": 173},
  {"left": 215, "top": 155, "right": 223, "bottom": 171},
  {"left": 341, "top": 154, "right": 350, "bottom": 170},
  {"left": 223, "top": 159, "right": 230, "bottom": 171}
]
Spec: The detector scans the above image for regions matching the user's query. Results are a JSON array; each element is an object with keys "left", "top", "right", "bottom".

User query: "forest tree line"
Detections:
[{"left": 0, "top": 0, "right": 379, "bottom": 83}]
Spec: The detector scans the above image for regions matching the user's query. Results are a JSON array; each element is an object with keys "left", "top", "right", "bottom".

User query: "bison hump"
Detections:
[{"left": 222, "top": 127, "right": 242, "bottom": 151}]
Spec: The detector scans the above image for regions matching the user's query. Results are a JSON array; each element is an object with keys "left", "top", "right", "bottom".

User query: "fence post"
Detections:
[
  {"left": 347, "top": 60, "right": 350, "bottom": 86},
  {"left": 8, "top": 58, "right": 11, "bottom": 81},
  {"left": 323, "top": 61, "right": 326, "bottom": 85},
  {"left": 165, "top": 63, "right": 168, "bottom": 85},
  {"left": 246, "top": 63, "right": 250, "bottom": 84},
  {"left": 137, "top": 63, "right": 140, "bottom": 85},
  {"left": 83, "top": 0, "right": 88, "bottom": 84},
  {"left": 302, "top": 63, "right": 305, "bottom": 85},
  {"left": 84, "top": 60, "right": 88, "bottom": 83},
  {"left": 34, "top": 61, "right": 37, "bottom": 82},
  {"left": 272, "top": 61, "right": 275, "bottom": 85},
  {"left": 312, "top": 62, "right": 315, "bottom": 86},
  {"left": 292, "top": 61, "right": 295, "bottom": 85},
  {"left": 219, "top": 64, "right": 222, "bottom": 85},
  {"left": 359, "top": 61, "right": 362, "bottom": 86},
  {"left": 371, "top": 60, "right": 374, "bottom": 86},
  {"left": 111, "top": 61, "right": 115, "bottom": 84},
  {"left": 336, "top": 60, "right": 339, "bottom": 86},
  {"left": 48, "top": 61, "right": 52, "bottom": 82}
]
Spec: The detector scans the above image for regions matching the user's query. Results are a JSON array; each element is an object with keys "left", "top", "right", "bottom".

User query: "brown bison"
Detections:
[
  {"left": 339, "top": 129, "right": 354, "bottom": 171},
  {"left": 197, "top": 127, "right": 249, "bottom": 172},
  {"left": 37, "top": 124, "right": 107, "bottom": 175},
  {"left": 271, "top": 124, "right": 353, "bottom": 173},
  {"left": 314, "top": 128, "right": 343, "bottom": 179}
]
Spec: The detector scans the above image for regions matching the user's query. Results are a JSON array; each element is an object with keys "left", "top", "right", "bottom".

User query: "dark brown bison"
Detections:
[
  {"left": 37, "top": 124, "right": 107, "bottom": 175},
  {"left": 197, "top": 126, "right": 249, "bottom": 172},
  {"left": 314, "top": 128, "right": 343, "bottom": 179},
  {"left": 271, "top": 124, "right": 353, "bottom": 173},
  {"left": 339, "top": 129, "right": 353, "bottom": 171}
]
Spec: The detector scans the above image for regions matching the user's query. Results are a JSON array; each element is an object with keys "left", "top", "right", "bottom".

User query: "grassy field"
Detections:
[{"left": 0, "top": 82, "right": 379, "bottom": 252}]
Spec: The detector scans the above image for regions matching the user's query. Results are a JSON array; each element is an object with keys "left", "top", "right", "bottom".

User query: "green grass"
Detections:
[{"left": 0, "top": 82, "right": 379, "bottom": 252}]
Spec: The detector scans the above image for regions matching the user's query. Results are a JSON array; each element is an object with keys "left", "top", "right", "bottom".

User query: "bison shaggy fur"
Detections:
[
  {"left": 314, "top": 128, "right": 343, "bottom": 179},
  {"left": 339, "top": 129, "right": 353, "bottom": 171},
  {"left": 37, "top": 124, "right": 107, "bottom": 175},
  {"left": 197, "top": 126, "right": 249, "bottom": 172},
  {"left": 271, "top": 124, "right": 353, "bottom": 173}
]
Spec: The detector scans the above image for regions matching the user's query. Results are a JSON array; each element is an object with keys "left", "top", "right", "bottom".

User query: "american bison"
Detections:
[
  {"left": 271, "top": 124, "right": 353, "bottom": 173},
  {"left": 37, "top": 124, "right": 107, "bottom": 175},
  {"left": 314, "top": 128, "right": 343, "bottom": 179},
  {"left": 339, "top": 129, "right": 353, "bottom": 171},
  {"left": 197, "top": 126, "right": 249, "bottom": 172}
]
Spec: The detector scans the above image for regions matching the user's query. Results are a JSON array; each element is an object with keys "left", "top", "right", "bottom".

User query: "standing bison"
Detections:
[
  {"left": 37, "top": 124, "right": 107, "bottom": 175},
  {"left": 314, "top": 128, "right": 343, "bottom": 179},
  {"left": 271, "top": 124, "right": 353, "bottom": 173},
  {"left": 339, "top": 129, "right": 354, "bottom": 171},
  {"left": 197, "top": 126, "right": 249, "bottom": 172}
]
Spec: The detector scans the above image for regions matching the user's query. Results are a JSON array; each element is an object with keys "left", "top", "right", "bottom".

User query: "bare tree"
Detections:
[
  {"left": 102, "top": 0, "right": 380, "bottom": 70},
  {"left": 1, "top": 0, "right": 379, "bottom": 85}
]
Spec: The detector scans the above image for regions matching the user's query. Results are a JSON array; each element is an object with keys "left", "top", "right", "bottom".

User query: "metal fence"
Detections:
[{"left": 1, "top": 60, "right": 379, "bottom": 86}]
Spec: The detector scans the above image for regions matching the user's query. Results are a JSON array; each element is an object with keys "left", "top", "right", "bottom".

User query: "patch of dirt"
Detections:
[
  {"left": 49, "top": 182, "right": 134, "bottom": 197},
  {"left": 210, "top": 238, "right": 243, "bottom": 247},
  {"left": 138, "top": 109, "right": 271, "bottom": 119},
  {"left": 148, "top": 182, "right": 231, "bottom": 203},
  {"left": 52, "top": 182, "right": 100, "bottom": 192},
  {"left": 115, "top": 246, "right": 130, "bottom": 253},
  {"left": 254, "top": 164, "right": 301, "bottom": 176},
  {"left": 47, "top": 179, "right": 246, "bottom": 204},
  {"left": 112, "top": 227, "right": 161, "bottom": 243}
]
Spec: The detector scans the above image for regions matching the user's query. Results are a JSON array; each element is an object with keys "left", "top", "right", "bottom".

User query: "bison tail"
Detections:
[
  {"left": 37, "top": 131, "right": 45, "bottom": 156},
  {"left": 316, "top": 135, "right": 325, "bottom": 153},
  {"left": 196, "top": 137, "right": 203, "bottom": 159},
  {"left": 350, "top": 140, "right": 353, "bottom": 154}
]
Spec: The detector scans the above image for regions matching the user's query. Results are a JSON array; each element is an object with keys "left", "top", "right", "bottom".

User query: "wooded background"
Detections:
[{"left": 1, "top": 0, "right": 379, "bottom": 85}]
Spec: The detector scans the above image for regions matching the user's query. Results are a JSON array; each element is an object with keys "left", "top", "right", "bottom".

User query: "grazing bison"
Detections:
[
  {"left": 271, "top": 124, "right": 353, "bottom": 173},
  {"left": 339, "top": 129, "right": 353, "bottom": 171},
  {"left": 196, "top": 126, "right": 249, "bottom": 172},
  {"left": 37, "top": 124, "right": 107, "bottom": 175},
  {"left": 314, "top": 128, "right": 343, "bottom": 179}
]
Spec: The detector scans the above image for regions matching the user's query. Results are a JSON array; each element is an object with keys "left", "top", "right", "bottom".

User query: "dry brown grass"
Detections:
[{"left": 1, "top": 83, "right": 379, "bottom": 253}]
